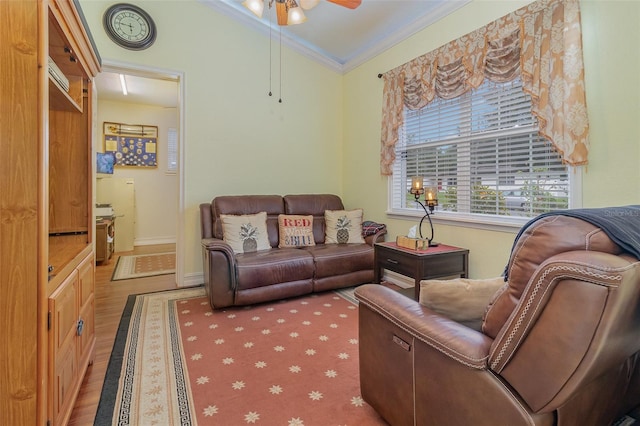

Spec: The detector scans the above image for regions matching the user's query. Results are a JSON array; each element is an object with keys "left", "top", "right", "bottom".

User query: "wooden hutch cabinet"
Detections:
[{"left": 0, "top": 1, "right": 101, "bottom": 425}]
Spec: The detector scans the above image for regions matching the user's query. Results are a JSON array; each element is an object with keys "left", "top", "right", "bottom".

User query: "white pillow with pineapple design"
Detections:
[
  {"left": 220, "top": 212, "right": 271, "bottom": 254},
  {"left": 324, "top": 209, "right": 365, "bottom": 244}
]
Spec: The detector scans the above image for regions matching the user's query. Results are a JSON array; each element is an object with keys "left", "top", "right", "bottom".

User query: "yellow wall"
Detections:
[
  {"left": 343, "top": 0, "right": 640, "bottom": 278},
  {"left": 80, "top": 0, "right": 640, "bottom": 282},
  {"left": 80, "top": 1, "right": 344, "bottom": 281}
]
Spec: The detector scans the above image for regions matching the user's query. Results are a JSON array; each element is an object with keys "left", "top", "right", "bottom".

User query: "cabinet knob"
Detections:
[{"left": 77, "top": 318, "right": 84, "bottom": 336}]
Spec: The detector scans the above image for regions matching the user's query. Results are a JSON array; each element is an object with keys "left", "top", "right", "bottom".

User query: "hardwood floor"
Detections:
[{"left": 68, "top": 244, "right": 178, "bottom": 426}]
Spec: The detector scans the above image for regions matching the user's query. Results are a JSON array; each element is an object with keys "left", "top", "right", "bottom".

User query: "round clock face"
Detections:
[{"left": 103, "top": 3, "right": 156, "bottom": 50}]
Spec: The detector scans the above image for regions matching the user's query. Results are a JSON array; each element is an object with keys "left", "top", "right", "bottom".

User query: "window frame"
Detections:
[{"left": 386, "top": 79, "right": 583, "bottom": 232}]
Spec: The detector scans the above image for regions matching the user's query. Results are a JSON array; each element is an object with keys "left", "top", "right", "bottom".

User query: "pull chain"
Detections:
[
  {"left": 268, "top": 4, "right": 272, "bottom": 97},
  {"left": 279, "top": 26, "right": 283, "bottom": 103}
]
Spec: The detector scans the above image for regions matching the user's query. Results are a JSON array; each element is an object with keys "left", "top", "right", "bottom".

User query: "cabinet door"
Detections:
[
  {"left": 49, "top": 270, "right": 79, "bottom": 425},
  {"left": 77, "top": 254, "right": 95, "bottom": 365}
]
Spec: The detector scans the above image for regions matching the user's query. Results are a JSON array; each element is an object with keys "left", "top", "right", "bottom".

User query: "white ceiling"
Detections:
[
  {"left": 205, "top": 0, "right": 471, "bottom": 73},
  {"left": 95, "top": 0, "right": 471, "bottom": 107}
]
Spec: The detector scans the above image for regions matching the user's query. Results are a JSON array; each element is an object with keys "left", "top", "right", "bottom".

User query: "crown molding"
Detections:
[
  {"left": 200, "top": 0, "right": 345, "bottom": 72},
  {"left": 201, "top": 0, "right": 471, "bottom": 75},
  {"left": 340, "top": 0, "right": 471, "bottom": 73}
]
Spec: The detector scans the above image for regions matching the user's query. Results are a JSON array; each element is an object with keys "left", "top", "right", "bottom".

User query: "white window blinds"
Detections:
[{"left": 391, "top": 78, "right": 569, "bottom": 218}]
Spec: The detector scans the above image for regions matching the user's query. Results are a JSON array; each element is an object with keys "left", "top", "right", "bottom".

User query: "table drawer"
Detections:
[
  {"left": 423, "top": 253, "right": 466, "bottom": 278},
  {"left": 378, "top": 252, "right": 415, "bottom": 277}
]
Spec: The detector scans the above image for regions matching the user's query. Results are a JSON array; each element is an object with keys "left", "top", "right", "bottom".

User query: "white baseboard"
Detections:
[
  {"left": 134, "top": 237, "right": 177, "bottom": 246},
  {"left": 179, "top": 272, "right": 205, "bottom": 288}
]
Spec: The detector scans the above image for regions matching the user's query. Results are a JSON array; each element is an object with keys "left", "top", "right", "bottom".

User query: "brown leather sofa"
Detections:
[
  {"left": 355, "top": 214, "right": 640, "bottom": 425},
  {"left": 200, "top": 194, "right": 386, "bottom": 309}
]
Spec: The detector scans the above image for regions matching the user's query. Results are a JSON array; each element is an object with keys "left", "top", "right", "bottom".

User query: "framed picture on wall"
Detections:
[
  {"left": 103, "top": 122, "right": 159, "bottom": 168},
  {"left": 96, "top": 151, "right": 116, "bottom": 174}
]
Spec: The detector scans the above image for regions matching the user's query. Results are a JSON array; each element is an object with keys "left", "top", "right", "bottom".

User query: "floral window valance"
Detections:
[{"left": 379, "top": 0, "right": 588, "bottom": 175}]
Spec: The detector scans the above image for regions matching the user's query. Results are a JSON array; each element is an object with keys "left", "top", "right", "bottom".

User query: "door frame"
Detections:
[{"left": 97, "top": 59, "right": 186, "bottom": 286}]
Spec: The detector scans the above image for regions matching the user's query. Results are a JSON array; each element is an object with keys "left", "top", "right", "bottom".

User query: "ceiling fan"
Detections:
[{"left": 242, "top": 0, "right": 362, "bottom": 26}]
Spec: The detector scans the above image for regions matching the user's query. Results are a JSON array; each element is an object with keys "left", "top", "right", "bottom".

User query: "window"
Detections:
[
  {"left": 167, "top": 127, "right": 177, "bottom": 173},
  {"left": 391, "top": 78, "right": 575, "bottom": 224}
]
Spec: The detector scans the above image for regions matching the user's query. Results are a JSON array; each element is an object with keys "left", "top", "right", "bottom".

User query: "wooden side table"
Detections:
[{"left": 374, "top": 242, "right": 469, "bottom": 300}]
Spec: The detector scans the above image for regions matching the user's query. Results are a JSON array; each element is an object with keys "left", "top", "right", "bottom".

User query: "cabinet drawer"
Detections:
[
  {"left": 378, "top": 252, "right": 415, "bottom": 277},
  {"left": 423, "top": 253, "right": 467, "bottom": 278}
]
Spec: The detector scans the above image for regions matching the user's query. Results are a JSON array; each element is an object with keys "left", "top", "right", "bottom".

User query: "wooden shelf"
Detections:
[
  {"left": 47, "top": 7, "right": 86, "bottom": 113},
  {"left": 49, "top": 76, "right": 82, "bottom": 113},
  {"left": 48, "top": 235, "right": 90, "bottom": 288}
]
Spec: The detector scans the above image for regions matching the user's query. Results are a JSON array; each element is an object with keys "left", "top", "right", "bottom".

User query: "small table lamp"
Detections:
[{"left": 409, "top": 176, "right": 439, "bottom": 247}]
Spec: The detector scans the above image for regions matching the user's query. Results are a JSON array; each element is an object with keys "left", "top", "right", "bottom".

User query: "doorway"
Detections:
[{"left": 94, "top": 62, "right": 185, "bottom": 286}]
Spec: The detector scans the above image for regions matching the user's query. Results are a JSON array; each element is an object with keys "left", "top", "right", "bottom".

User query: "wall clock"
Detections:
[{"left": 103, "top": 3, "right": 156, "bottom": 50}]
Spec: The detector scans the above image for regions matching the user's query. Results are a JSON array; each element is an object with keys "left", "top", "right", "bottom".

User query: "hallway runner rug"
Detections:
[
  {"left": 111, "top": 252, "right": 176, "bottom": 281},
  {"left": 94, "top": 286, "right": 387, "bottom": 425}
]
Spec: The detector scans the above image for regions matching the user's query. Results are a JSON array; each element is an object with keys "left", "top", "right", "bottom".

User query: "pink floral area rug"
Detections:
[{"left": 94, "top": 286, "right": 388, "bottom": 426}]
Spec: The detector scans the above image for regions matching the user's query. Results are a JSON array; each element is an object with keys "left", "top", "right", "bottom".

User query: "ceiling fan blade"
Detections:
[
  {"left": 327, "top": 0, "right": 362, "bottom": 9},
  {"left": 275, "top": 1, "right": 288, "bottom": 25}
]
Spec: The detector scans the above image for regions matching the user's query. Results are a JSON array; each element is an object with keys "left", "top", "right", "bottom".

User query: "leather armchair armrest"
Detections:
[{"left": 355, "top": 284, "right": 493, "bottom": 369}]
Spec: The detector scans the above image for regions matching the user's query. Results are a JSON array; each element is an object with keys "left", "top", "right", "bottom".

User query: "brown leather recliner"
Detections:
[{"left": 355, "top": 214, "right": 640, "bottom": 425}]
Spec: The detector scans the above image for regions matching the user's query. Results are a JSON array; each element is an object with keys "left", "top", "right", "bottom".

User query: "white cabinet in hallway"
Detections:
[{"left": 97, "top": 177, "right": 135, "bottom": 252}]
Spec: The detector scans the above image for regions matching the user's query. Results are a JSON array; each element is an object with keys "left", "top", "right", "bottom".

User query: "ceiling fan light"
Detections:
[
  {"left": 300, "top": 0, "right": 319, "bottom": 10},
  {"left": 242, "top": 0, "right": 264, "bottom": 18},
  {"left": 287, "top": 5, "right": 307, "bottom": 24}
]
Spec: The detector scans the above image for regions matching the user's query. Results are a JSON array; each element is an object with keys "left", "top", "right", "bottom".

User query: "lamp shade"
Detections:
[
  {"left": 411, "top": 176, "right": 424, "bottom": 192},
  {"left": 287, "top": 5, "right": 307, "bottom": 24},
  {"left": 242, "top": 0, "right": 264, "bottom": 18},
  {"left": 425, "top": 186, "right": 437, "bottom": 202},
  {"left": 300, "top": 0, "right": 320, "bottom": 9}
]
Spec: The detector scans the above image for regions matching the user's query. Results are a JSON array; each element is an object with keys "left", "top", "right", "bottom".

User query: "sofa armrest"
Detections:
[
  {"left": 362, "top": 221, "right": 387, "bottom": 246},
  {"left": 202, "top": 237, "right": 238, "bottom": 308},
  {"left": 200, "top": 203, "right": 213, "bottom": 239},
  {"left": 364, "top": 228, "right": 386, "bottom": 245},
  {"left": 202, "top": 237, "right": 234, "bottom": 256},
  {"left": 355, "top": 284, "right": 493, "bottom": 369}
]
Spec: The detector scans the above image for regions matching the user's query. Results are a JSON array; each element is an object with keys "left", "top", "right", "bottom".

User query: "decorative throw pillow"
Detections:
[
  {"left": 324, "top": 209, "right": 365, "bottom": 244},
  {"left": 419, "top": 277, "right": 505, "bottom": 331},
  {"left": 220, "top": 212, "right": 271, "bottom": 254},
  {"left": 278, "top": 214, "right": 315, "bottom": 248}
]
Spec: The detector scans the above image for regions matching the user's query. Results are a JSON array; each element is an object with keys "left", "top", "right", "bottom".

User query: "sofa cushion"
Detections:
[
  {"left": 419, "top": 277, "right": 505, "bottom": 331},
  {"left": 284, "top": 194, "right": 344, "bottom": 243},
  {"left": 278, "top": 214, "right": 315, "bottom": 248},
  {"left": 220, "top": 212, "right": 271, "bottom": 254},
  {"left": 212, "top": 195, "right": 284, "bottom": 246},
  {"left": 325, "top": 209, "right": 365, "bottom": 244},
  {"left": 236, "top": 249, "right": 315, "bottom": 290},
  {"left": 305, "top": 243, "right": 373, "bottom": 278}
]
